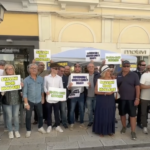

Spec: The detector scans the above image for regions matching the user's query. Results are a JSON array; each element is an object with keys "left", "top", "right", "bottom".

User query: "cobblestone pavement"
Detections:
[{"left": 1, "top": 111, "right": 150, "bottom": 150}]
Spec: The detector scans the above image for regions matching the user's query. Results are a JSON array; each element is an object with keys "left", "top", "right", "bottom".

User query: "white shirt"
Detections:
[
  {"left": 140, "top": 72, "right": 150, "bottom": 100},
  {"left": 44, "top": 74, "right": 63, "bottom": 103},
  {"left": 0, "top": 69, "right": 3, "bottom": 76}
]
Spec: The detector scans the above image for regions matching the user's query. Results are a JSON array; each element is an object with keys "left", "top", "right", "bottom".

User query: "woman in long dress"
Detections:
[{"left": 93, "top": 65, "right": 116, "bottom": 136}]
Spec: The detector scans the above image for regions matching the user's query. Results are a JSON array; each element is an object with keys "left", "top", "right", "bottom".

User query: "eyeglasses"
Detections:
[
  {"left": 123, "top": 65, "right": 130, "bottom": 68},
  {"left": 52, "top": 67, "right": 58, "bottom": 70},
  {"left": 6, "top": 68, "right": 13, "bottom": 71},
  {"left": 30, "top": 68, "right": 37, "bottom": 70},
  {"left": 141, "top": 64, "right": 146, "bottom": 66}
]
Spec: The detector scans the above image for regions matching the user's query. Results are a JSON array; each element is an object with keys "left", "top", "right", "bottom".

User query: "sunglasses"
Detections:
[
  {"left": 52, "top": 67, "right": 58, "bottom": 70},
  {"left": 123, "top": 65, "right": 130, "bottom": 68},
  {"left": 141, "top": 64, "right": 146, "bottom": 66}
]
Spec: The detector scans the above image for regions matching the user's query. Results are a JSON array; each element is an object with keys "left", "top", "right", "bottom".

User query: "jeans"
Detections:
[
  {"left": 3, "top": 104, "right": 20, "bottom": 132},
  {"left": 46, "top": 102, "right": 60, "bottom": 127},
  {"left": 26, "top": 101, "right": 43, "bottom": 131},
  {"left": 86, "top": 97, "right": 95, "bottom": 123},
  {"left": 60, "top": 101, "right": 67, "bottom": 125},
  {"left": 2, "top": 104, "right": 7, "bottom": 128},
  {"left": 70, "top": 93, "right": 84, "bottom": 124}
]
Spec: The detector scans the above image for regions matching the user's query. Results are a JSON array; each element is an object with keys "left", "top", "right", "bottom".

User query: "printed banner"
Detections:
[
  {"left": 68, "top": 89, "right": 80, "bottom": 98},
  {"left": 85, "top": 50, "right": 100, "bottom": 61},
  {"left": 105, "top": 53, "right": 121, "bottom": 64},
  {"left": 98, "top": 79, "right": 117, "bottom": 92},
  {"left": 71, "top": 74, "right": 89, "bottom": 87},
  {"left": 47, "top": 87, "right": 66, "bottom": 102},
  {"left": 0, "top": 75, "right": 21, "bottom": 92},
  {"left": 34, "top": 49, "right": 51, "bottom": 62}
]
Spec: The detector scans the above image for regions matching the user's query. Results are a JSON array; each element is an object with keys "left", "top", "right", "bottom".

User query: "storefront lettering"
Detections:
[{"left": 124, "top": 50, "right": 146, "bottom": 55}]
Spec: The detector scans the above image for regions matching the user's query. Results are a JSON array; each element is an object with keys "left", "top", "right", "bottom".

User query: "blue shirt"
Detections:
[{"left": 23, "top": 75, "right": 44, "bottom": 103}]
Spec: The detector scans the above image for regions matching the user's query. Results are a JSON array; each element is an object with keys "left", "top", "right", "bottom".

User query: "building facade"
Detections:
[{"left": 1, "top": 0, "right": 150, "bottom": 65}]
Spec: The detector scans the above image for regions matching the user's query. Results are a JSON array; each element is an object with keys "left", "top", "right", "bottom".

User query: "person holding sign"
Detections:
[
  {"left": 23, "top": 63, "right": 46, "bottom": 138},
  {"left": 44, "top": 63, "right": 64, "bottom": 133},
  {"left": 93, "top": 65, "right": 116, "bottom": 136},
  {"left": 1, "top": 64, "right": 23, "bottom": 139},
  {"left": 67, "top": 63, "right": 88, "bottom": 130},
  {"left": 117, "top": 60, "right": 140, "bottom": 140}
]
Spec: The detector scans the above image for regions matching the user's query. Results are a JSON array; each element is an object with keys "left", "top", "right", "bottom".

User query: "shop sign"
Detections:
[
  {"left": 0, "top": 49, "right": 20, "bottom": 53},
  {"left": 121, "top": 49, "right": 150, "bottom": 56}
]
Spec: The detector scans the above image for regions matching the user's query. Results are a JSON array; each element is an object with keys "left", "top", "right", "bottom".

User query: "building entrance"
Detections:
[{"left": 0, "top": 46, "right": 30, "bottom": 79}]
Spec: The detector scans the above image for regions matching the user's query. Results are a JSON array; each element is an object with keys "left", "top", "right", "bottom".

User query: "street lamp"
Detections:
[{"left": 0, "top": 3, "right": 6, "bottom": 23}]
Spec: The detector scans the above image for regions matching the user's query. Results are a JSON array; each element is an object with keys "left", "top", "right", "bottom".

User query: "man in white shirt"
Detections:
[
  {"left": 44, "top": 63, "right": 63, "bottom": 133},
  {"left": 140, "top": 65, "right": 150, "bottom": 134}
]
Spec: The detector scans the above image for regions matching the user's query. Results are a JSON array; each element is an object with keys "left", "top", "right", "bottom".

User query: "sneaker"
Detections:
[
  {"left": 8, "top": 131, "right": 14, "bottom": 139},
  {"left": 26, "top": 131, "right": 31, "bottom": 138},
  {"left": 79, "top": 123, "right": 87, "bottom": 129},
  {"left": 143, "top": 127, "right": 148, "bottom": 134},
  {"left": 15, "top": 131, "right": 21, "bottom": 138},
  {"left": 38, "top": 127, "right": 46, "bottom": 134},
  {"left": 120, "top": 127, "right": 126, "bottom": 134},
  {"left": 47, "top": 126, "right": 52, "bottom": 133},
  {"left": 63, "top": 124, "right": 68, "bottom": 129},
  {"left": 131, "top": 132, "right": 137, "bottom": 140},
  {"left": 70, "top": 124, "right": 74, "bottom": 131},
  {"left": 56, "top": 126, "right": 63, "bottom": 133}
]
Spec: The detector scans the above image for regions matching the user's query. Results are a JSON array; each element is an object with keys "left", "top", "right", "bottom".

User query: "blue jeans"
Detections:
[
  {"left": 60, "top": 101, "right": 67, "bottom": 125},
  {"left": 3, "top": 104, "right": 20, "bottom": 132},
  {"left": 86, "top": 97, "right": 96, "bottom": 123},
  {"left": 70, "top": 93, "right": 84, "bottom": 124},
  {"left": 2, "top": 104, "right": 7, "bottom": 128},
  {"left": 26, "top": 101, "right": 43, "bottom": 131}
]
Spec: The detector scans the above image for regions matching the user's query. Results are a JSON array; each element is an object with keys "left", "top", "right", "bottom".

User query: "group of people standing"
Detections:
[{"left": 0, "top": 59, "right": 150, "bottom": 141}]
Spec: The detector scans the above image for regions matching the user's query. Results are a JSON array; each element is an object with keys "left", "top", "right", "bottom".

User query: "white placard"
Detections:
[
  {"left": 98, "top": 79, "right": 117, "bottom": 93},
  {"left": 0, "top": 75, "right": 21, "bottom": 92},
  {"left": 85, "top": 50, "right": 100, "bottom": 61},
  {"left": 105, "top": 53, "right": 121, "bottom": 64},
  {"left": 71, "top": 73, "right": 89, "bottom": 87},
  {"left": 68, "top": 89, "right": 80, "bottom": 98},
  {"left": 47, "top": 87, "right": 66, "bottom": 102},
  {"left": 34, "top": 49, "right": 51, "bottom": 62}
]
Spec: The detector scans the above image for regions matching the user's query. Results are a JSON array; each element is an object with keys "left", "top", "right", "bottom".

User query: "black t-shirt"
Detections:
[{"left": 117, "top": 72, "right": 140, "bottom": 100}]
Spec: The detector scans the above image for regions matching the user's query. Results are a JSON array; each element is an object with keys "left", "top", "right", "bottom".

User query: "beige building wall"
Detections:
[{"left": 37, "top": 0, "right": 150, "bottom": 63}]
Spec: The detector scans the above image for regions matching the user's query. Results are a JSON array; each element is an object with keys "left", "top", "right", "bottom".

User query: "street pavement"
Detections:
[{"left": 1, "top": 110, "right": 150, "bottom": 150}]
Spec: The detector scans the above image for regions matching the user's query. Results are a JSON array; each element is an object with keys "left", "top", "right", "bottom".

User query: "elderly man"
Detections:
[
  {"left": 33, "top": 62, "right": 50, "bottom": 125},
  {"left": 23, "top": 63, "right": 46, "bottom": 138},
  {"left": 86, "top": 63, "right": 100, "bottom": 127}
]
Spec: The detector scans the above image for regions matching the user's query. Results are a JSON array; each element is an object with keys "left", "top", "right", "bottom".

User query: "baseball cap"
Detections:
[{"left": 122, "top": 60, "right": 130, "bottom": 65}]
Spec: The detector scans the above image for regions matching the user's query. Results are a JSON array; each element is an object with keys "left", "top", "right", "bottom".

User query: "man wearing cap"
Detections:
[
  {"left": 117, "top": 60, "right": 140, "bottom": 140},
  {"left": 44, "top": 63, "right": 64, "bottom": 133},
  {"left": 67, "top": 63, "right": 86, "bottom": 130}
]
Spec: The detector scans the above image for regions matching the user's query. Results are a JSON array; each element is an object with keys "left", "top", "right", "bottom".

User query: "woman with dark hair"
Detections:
[{"left": 93, "top": 65, "right": 116, "bottom": 136}]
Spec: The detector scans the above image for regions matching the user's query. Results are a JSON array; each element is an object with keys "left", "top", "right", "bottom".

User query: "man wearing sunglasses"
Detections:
[
  {"left": 67, "top": 63, "right": 86, "bottom": 130},
  {"left": 44, "top": 63, "right": 64, "bottom": 133},
  {"left": 117, "top": 60, "right": 140, "bottom": 140}
]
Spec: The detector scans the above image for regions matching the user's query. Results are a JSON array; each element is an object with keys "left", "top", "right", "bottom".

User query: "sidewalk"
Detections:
[{"left": 1, "top": 112, "right": 150, "bottom": 150}]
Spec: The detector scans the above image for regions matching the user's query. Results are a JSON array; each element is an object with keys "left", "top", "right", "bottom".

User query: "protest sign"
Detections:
[
  {"left": 98, "top": 79, "right": 117, "bottom": 92},
  {"left": 47, "top": 87, "right": 66, "bottom": 102},
  {"left": 34, "top": 49, "right": 51, "bottom": 62},
  {"left": 85, "top": 50, "right": 100, "bottom": 61},
  {"left": 68, "top": 89, "right": 80, "bottom": 98},
  {"left": 71, "top": 74, "right": 89, "bottom": 87},
  {"left": 105, "top": 53, "right": 121, "bottom": 64},
  {"left": 0, "top": 75, "right": 21, "bottom": 92}
]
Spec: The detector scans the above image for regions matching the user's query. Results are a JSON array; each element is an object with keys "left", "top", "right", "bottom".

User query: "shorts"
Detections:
[{"left": 119, "top": 99, "right": 136, "bottom": 117}]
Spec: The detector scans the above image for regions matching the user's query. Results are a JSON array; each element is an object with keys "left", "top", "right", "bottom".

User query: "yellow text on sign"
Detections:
[{"left": 1, "top": 77, "right": 18, "bottom": 82}]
